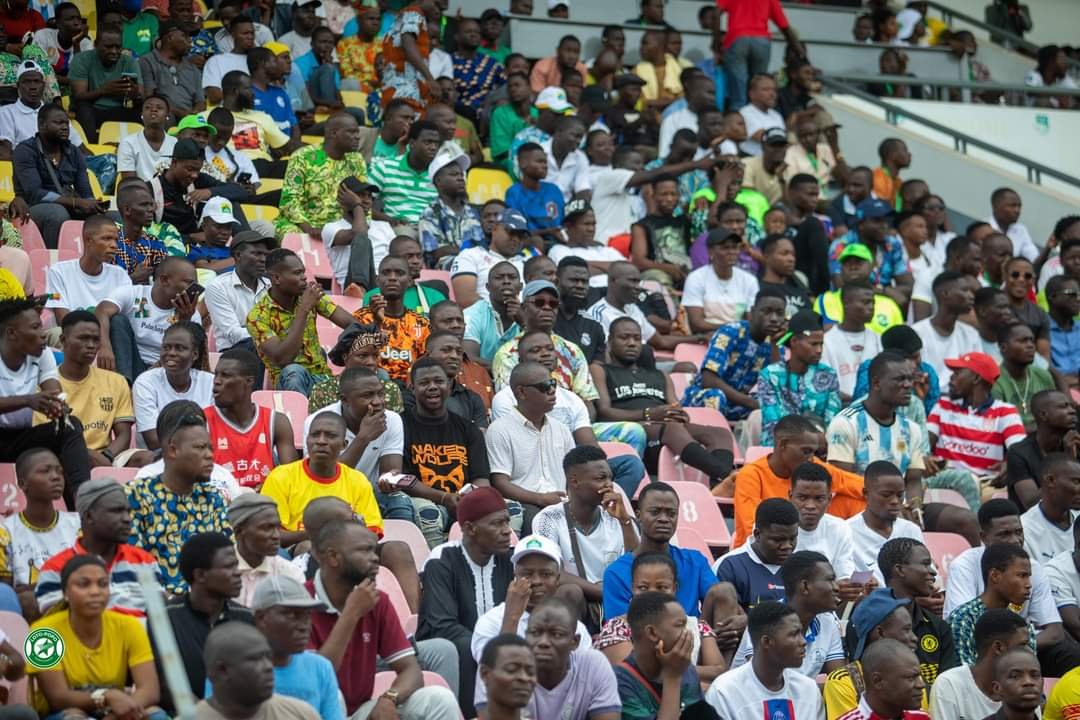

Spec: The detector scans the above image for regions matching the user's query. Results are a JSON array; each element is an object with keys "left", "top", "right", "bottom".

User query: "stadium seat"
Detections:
[
  {"left": 17, "top": 219, "right": 47, "bottom": 254},
  {"left": 664, "top": 481, "right": 732, "bottom": 549},
  {"left": 316, "top": 315, "right": 343, "bottom": 352},
  {"left": 382, "top": 519, "right": 429, "bottom": 571},
  {"left": 57, "top": 220, "right": 85, "bottom": 255},
  {"left": 90, "top": 467, "right": 139, "bottom": 484},
  {"left": 0, "top": 611, "right": 29, "bottom": 703},
  {"left": 744, "top": 446, "right": 772, "bottom": 464},
  {"left": 1071, "top": 388, "right": 1080, "bottom": 406},
  {"left": 673, "top": 343, "right": 707, "bottom": 367},
  {"left": 466, "top": 167, "right": 512, "bottom": 205},
  {"left": 251, "top": 390, "right": 308, "bottom": 448},
  {"left": 341, "top": 90, "right": 366, "bottom": 110},
  {"left": 208, "top": 352, "right": 221, "bottom": 370},
  {"left": 925, "top": 488, "right": 968, "bottom": 508},
  {"left": 256, "top": 178, "right": 283, "bottom": 193},
  {"left": 670, "top": 372, "right": 691, "bottom": 401},
  {"left": 242, "top": 204, "right": 280, "bottom": 223},
  {"left": 0, "top": 464, "right": 18, "bottom": 515},
  {"left": 377, "top": 566, "right": 415, "bottom": 633},
  {"left": 673, "top": 526, "right": 713, "bottom": 561},
  {"left": 1045, "top": 677, "right": 1060, "bottom": 697},
  {"left": 98, "top": 121, "right": 143, "bottom": 145},
  {"left": 656, "top": 446, "right": 707, "bottom": 486},
  {"left": 327, "top": 294, "right": 364, "bottom": 315},
  {"left": 0, "top": 161, "right": 12, "bottom": 203},
  {"left": 598, "top": 441, "right": 637, "bottom": 458},
  {"left": 641, "top": 280, "right": 677, "bottom": 319},
  {"left": 373, "top": 671, "right": 455, "bottom": 698},
  {"left": 86, "top": 169, "right": 105, "bottom": 200},
  {"left": 282, "top": 233, "right": 338, "bottom": 290},
  {"left": 29, "top": 249, "right": 78, "bottom": 295},
  {"left": 418, "top": 269, "right": 454, "bottom": 301},
  {"left": 922, "top": 532, "right": 970, "bottom": 588}
]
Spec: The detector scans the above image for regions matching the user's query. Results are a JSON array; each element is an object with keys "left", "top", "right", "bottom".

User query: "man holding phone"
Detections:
[{"left": 68, "top": 26, "right": 143, "bottom": 143}]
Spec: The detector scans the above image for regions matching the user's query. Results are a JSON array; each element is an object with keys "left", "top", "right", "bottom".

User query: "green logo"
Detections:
[
  {"left": 526, "top": 539, "right": 543, "bottom": 549},
  {"left": 24, "top": 628, "right": 64, "bottom": 669}
]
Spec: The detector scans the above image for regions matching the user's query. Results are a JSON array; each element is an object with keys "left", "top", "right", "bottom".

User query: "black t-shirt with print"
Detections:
[{"left": 402, "top": 407, "right": 490, "bottom": 492}]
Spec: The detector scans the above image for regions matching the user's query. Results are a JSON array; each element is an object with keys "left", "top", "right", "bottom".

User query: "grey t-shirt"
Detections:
[{"left": 474, "top": 648, "right": 621, "bottom": 720}]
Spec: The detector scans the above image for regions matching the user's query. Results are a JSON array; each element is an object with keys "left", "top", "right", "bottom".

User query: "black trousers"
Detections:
[{"left": 0, "top": 418, "right": 91, "bottom": 509}]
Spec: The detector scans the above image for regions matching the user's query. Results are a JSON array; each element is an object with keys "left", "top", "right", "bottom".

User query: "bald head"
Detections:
[
  {"left": 862, "top": 638, "right": 915, "bottom": 676},
  {"left": 302, "top": 496, "right": 355, "bottom": 538},
  {"left": 204, "top": 622, "right": 269, "bottom": 671},
  {"left": 203, "top": 622, "right": 275, "bottom": 706},
  {"left": 327, "top": 112, "right": 358, "bottom": 132}
]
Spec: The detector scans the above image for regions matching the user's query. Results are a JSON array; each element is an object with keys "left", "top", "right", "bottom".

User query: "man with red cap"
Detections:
[
  {"left": 926, "top": 352, "right": 1027, "bottom": 509},
  {"left": 416, "top": 487, "right": 515, "bottom": 717}
]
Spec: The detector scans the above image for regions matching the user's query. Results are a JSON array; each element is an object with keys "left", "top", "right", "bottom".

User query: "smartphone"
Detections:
[
  {"left": 379, "top": 472, "right": 417, "bottom": 489},
  {"left": 849, "top": 570, "right": 874, "bottom": 585},
  {"left": 183, "top": 282, "right": 205, "bottom": 303},
  {"left": 236, "top": 172, "right": 252, "bottom": 185},
  {"left": 121, "top": 71, "right": 138, "bottom": 82}
]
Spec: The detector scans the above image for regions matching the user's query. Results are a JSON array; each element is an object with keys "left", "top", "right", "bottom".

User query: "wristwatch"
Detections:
[
  {"left": 91, "top": 688, "right": 109, "bottom": 711},
  {"left": 381, "top": 689, "right": 402, "bottom": 707}
]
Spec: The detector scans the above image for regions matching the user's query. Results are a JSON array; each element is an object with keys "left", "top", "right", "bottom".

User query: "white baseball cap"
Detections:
[
  {"left": 535, "top": 86, "right": 576, "bottom": 115},
  {"left": 200, "top": 196, "right": 240, "bottom": 226},
  {"left": 511, "top": 534, "right": 562, "bottom": 568},
  {"left": 427, "top": 142, "right": 471, "bottom": 183}
]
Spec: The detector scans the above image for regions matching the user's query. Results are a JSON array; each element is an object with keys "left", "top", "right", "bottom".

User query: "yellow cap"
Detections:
[
  {"left": 263, "top": 41, "right": 290, "bottom": 56},
  {"left": 0, "top": 268, "right": 26, "bottom": 300}
]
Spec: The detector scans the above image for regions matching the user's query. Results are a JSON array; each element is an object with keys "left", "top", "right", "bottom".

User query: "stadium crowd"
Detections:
[{"left": 0, "top": 0, "right": 1079, "bottom": 717}]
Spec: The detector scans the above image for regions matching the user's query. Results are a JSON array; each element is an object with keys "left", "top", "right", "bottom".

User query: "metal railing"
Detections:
[
  {"left": 819, "top": 76, "right": 1080, "bottom": 190},
  {"left": 822, "top": 72, "right": 1080, "bottom": 101}
]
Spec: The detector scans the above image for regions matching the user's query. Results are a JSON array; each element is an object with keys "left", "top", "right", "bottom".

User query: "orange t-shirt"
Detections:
[
  {"left": 351, "top": 308, "right": 430, "bottom": 383},
  {"left": 873, "top": 167, "right": 902, "bottom": 209},
  {"left": 732, "top": 455, "right": 866, "bottom": 549}
]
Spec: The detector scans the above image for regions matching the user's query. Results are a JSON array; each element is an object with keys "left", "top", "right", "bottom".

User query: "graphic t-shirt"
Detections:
[
  {"left": 402, "top": 408, "right": 490, "bottom": 493},
  {"left": 2, "top": 511, "right": 81, "bottom": 585},
  {"left": 103, "top": 285, "right": 202, "bottom": 365},
  {"left": 52, "top": 366, "right": 133, "bottom": 451},
  {"left": 635, "top": 214, "right": 692, "bottom": 270},
  {"left": 350, "top": 307, "right": 429, "bottom": 383}
]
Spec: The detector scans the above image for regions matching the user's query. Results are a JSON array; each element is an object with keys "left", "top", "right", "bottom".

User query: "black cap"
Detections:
[
  {"left": 615, "top": 74, "right": 647, "bottom": 89},
  {"left": 480, "top": 8, "right": 504, "bottom": 22},
  {"left": 881, "top": 324, "right": 923, "bottom": 356},
  {"left": 705, "top": 228, "right": 740, "bottom": 247},
  {"left": 581, "top": 85, "right": 612, "bottom": 111},
  {"left": 779, "top": 308, "right": 822, "bottom": 345},
  {"left": 231, "top": 230, "right": 277, "bottom": 250},
  {"left": 564, "top": 198, "right": 591, "bottom": 221},
  {"left": 158, "top": 20, "right": 196, "bottom": 38},
  {"left": 172, "top": 138, "right": 202, "bottom": 161}
]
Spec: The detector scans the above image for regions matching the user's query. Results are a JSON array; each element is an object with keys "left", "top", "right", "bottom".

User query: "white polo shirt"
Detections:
[
  {"left": 485, "top": 408, "right": 576, "bottom": 494},
  {"left": 202, "top": 271, "right": 269, "bottom": 350}
]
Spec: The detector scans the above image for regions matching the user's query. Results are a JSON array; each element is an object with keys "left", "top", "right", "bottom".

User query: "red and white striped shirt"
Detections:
[{"left": 927, "top": 397, "right": 1026, "bottom": 476}]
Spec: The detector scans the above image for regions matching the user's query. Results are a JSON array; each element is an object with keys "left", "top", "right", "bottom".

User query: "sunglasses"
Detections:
[
  {"left": 1010, "top": 271, "right": 1034, "bottom": 280},
  {"left": 529, "top": 297, "right": 559, "bottom": 310},
  {"left": 522, "top": 379, "right": 557, "bottom": 393}
]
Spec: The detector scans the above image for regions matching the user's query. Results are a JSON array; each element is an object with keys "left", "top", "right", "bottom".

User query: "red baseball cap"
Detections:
[{"left": 945, "top": 352, "right": 1000, "bottom": 384}]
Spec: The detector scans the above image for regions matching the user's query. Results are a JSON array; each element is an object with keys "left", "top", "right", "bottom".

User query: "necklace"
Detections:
[{"left": 1000, "top": 367, "right": 1032, "bottom": 416}]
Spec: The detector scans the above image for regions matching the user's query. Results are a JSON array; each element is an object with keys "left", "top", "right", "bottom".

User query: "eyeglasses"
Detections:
[
  {"left": 1010, "top": 271, "right": 1034, "bottom": 280},
  {"left": 522, "top": 379, "right": 557, "bottom": 393},
  {"left": 923, "top": 204, "right": 945, "bottom": 211},
  {"left": 529, "top": 297, "right": 559, "bottom": 310}
]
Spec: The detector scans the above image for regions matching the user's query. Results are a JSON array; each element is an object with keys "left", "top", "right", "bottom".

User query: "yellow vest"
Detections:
[{"left": 815, "top": 290, "right": 904, "bottom": 335}]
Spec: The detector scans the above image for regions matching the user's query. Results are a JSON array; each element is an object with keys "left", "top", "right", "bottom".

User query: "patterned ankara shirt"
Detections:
[
  {"left": 758, "top": 361, "right": 841, "bottom": 445},
  {"left": 380, "top": 7, "right": 431, "bottom": 106},
  {"left": 451, "top": 51, "right": 506, "bottom": 112},
  {"left": 275, "top": 144, "right": 368, "bottom": 236},
  {"left": 125, "top": 474, "right": 231, "bottom": 594},
  {"left": 246, "top": 293, "right": 339, "bottom": 385},
  {"left": 337, "top": 35, "right": 380, "bottom": 92},
  {"left": 491, "top": 331, "right": 599, "bottom": 401},
  {"left": 683, "top": 320, "right": 773, "bottom": 406},
  {"left": 112, "top": 221, "right": 186, "bottom": 273},
  {"left": 949, "top": 596, "right": 1036, "bottom": 665},
  {"left": 418, "top": 197, "right": 486, "bottom": 254}
]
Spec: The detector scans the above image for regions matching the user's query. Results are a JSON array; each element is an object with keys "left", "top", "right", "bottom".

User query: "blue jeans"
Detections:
[
  {"left": 86, "top": 153, "right": 117, "bottom": 195},
  {"left": 110, "top": 313, "right": 148, "bottom": 384},
  {"left": 610, "top": 455, "right": 648, "bottom": 498},
  {"left": 276, "top": 363, "right": 322, "bottom": 395},
  {"left": 375, "top": 486, "right": 417, "bottom": 522},
  {"left": 725, "top": 36, "right": 772, "bottom": 109}
]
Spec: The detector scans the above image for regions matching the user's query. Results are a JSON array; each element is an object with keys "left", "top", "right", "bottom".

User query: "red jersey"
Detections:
[
  {"left": 716, "top": 0, "right": 789, "bottom": 47},
  {"left": 204, "top": 404, "right": 277, "bottom": 489}
]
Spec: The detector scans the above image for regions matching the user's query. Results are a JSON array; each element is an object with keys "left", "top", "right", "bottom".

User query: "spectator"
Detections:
[
  {"left": 786, "top": 462, "right": 858, "bottom": 582},
  {"left": 988, "top": 648, "right": 1043, "bottom": 720},
  {"left": 490, "top": 73, "right": 535, "bottom": 166},
  {"left": 632, "top": 30, "right": 683, "bottom": 107},
  {"left": 548, "top": 258, "right": 606, "bottom": 362},
  {"left": 11, "top": 104, "right": 101, "bottom": 249},
  {"left": 826, "top": 166, "right": 873, "bottom": 238},
  {"left": 203, "top": 230, "right": 272, "bottom": 356},
  {"left": 930, "top": 608, "right": 1033, "bottom": 719},
  {"left": 151, "top": 138, "right": 245, "bottom": 238},
  {"left": 714, "top": 0, "right": 799, "bottom": 108},
  {"left": 843, "top": 639, "right": 929, "bottom": 720},
  {"left": 42, "top": 215, "right": 128, "bottom": 326},
  {"left": 450, "top": 209, "right": 530, "bottom": 309},
  {"left": 1007, "top": 390, "right": 1079, "bottom": 510},
  {"left": 985, "top": 0, "right": 1033, "bottom": 43},
  {"left": 279, "top": 0, "right": 320, "bottom": 58},
  {"left": 605, "top": 74, "right": 652, "bottom": 148},
  {"left": 31, "top": 3, "right": 90, "bottom": 81},
  {"left": 351, "top": 256, "right": 431, "bottom": 383},
  {"left": 716, "top": 498, "right": 798, "bottom": 609},
  {"left": 199, "top": 622, "right": 319, "bottom": 718},
  {"left": 51, "top": 311, "right": 133, "bottom": 467},
  {"left": 276, "top": 113, "right": 367, "bottom": 239},
  {"left": 873, "top": 138, "right": 911, "bottom": 209},
  {"left": 509, "top": 86, "right": 575, "bottom": 181},
  {"left": 68, "top": 27, "right": 142, "bottom": 143},
  {"left": 628, "top": 175, "right": 691, "bottom": 288},
  {"left": 705, "top": 600, "right": 822, "bottom": 717},
  {"left": 531, "top": 34, "right": 587, "bottom": 94},
  {"left": 585, "top": 262, "right": 690, "bottom": 351},
  {"left": 203, "top": 16, "right": 256, "bottom": 106},
  {"left": 785, "top": 113, "right": 845, "bottom": 191},
  {"left": 0, "top": 59, "right": 83, "bottom": 160},
  {"left": 683, "top": 288, "right": 786, "bottom": 420},
  {"left": 1002, "top": 259, "right": 1052, "bottom": 362},
  {"left": 430, "top": 301, "right": 494, "bottom": 407},
  {"left": 203, "top": 108, "right": 262, "bottom": 190},
  {"left": 477, "top": 634, "right": 534, "bottom": 720},
  {"left": 1047, "top": 275, "right": 1080, "bottom": 381},
  {"left": 319, "top": 177, "right": 386, "bottom": 292},
  {"left": 912, "top": 271, "right": 981, "bottom": 386},
  {"left": 985, "top": 189, "right": 1039, "bottom": 264},
  {"left": 36, "top": 477, "right": 159, "bottom": 618},
  {"left": 188, "top": 196, "right": 243, "bottom": 274},
  {"left": 131, "top": 321, "right": 212, "bottom": 448},
  {"left": 738, "top": 74, "right": 784, "bottom": 157},
  {"left": 463, "top": 261, "right": 522, "bottom": 363},
  {"left": 28, "top": 555, "right": 164, "bottom": 719},
  {"left": 371, "top": 99, "right": 416, "bottom": 161},
  {"left": 451, "top": 18, "right": 505, "bottom": 117},
  {"left": 262, "top": 412, "right": 383, "bottom": 548},
  {"left": 365, "top": 235, "right": 449, "bottom": 312},
  {"left": 1021, "top": 452, "right": 1080, "bottom": 565},
  {"left": 139, "top": 21, "right": 204, "bottom": 119},
  {"left": 419, "top": 145, "right": 483, "bottom": 266},
  {"left": 220, "top": 71, "right": 297, "bottom": 177},
  {"left": 658, "top": 74, "right": 716, "bottom": 158},
  {"left": 400, "top": 357, "right": 490, "bottom": 545},
  {"left": 682, "top": 228, "right": 759, "bottom": 332},
  {"left": 337, "top": 4, "right": 381, "bottom": 92},
  {"left": 229, "top": 494, "right": 306, "bottom": 607},
  {"left": 113, "top": 180, "right": 186, "bottom": 281},
  {"left": 1046, "top": 515, "right": 1080, "bottom": 643},
  {"left": 1024, "top": 45, "right": 1075, "bottom": 109},
  {"left": 379, "top": 0, "right": 442, "bottom": 110},
  {"left": 758, "top": 309, "right": 841, "bottom": 445},
  {"left": 822, "top": 281, "right": 882, "bottom": 401},
  {"left": 505, "top": 143, "right": 565, "bottom": 239},
  {"left": 828, "top": 198, "right": 912, "bottom": 309},
  {"left": 116, "top": 95, "right": 176, "bottom": 182},
  {"left": 125, "top": 411, "right": 231, "bottom": 595},
  {"left": 310, "top": 323, "right": 407, "bottom": 414},
  {"left": 369, "top": 119, "right": 441, "bottom": 227},
  {"left": 156, "top": 532, "right": 251, "bottom": 713},
  {"left": 951, "top": 544, "right": 1038, "bottom": 665},
  {"left": 777, "top": 59, "right": 816, "bottom": 119},
  {"left": 246, "top": 248, "right": 355, "bottom": 393},
  {"left": 543, "top": 116, "right": 590, "bottom": 204}
]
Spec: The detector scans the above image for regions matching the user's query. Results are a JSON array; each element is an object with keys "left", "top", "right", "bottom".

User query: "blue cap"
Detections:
[
  {"left": 523, "top": 280, "right": 559, "bottom": 299},
  {"left": 499, "top": 208, "right": 530, "bottom": 233},
  {"left": 856, "top": 197, "right": 894, "bottom": 222},
  {"left": 851, "top": 589, "right": 911, "bottom": 659}
]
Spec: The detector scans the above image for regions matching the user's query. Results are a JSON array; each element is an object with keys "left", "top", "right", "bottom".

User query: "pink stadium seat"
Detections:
[
  {"left": 57, "top": 220, "right": 84, "bottom": 255},
  {"left": 0, "top": 465, "right": 21, "bottom": 515},
  {"left": 327, "top": 294, "right": 364, "bottom": 315},
  {"left": 382, "top": 519, "right": 429, "bottom": 571},
  {"left": 377, "top": 566, "right": 415, "bottom": 633},
  {"left": 925, "top": 488, "right": 968, "bottom": 508},
  {"left": 1045, "top": 676, "right": 1060, "bottom": 697},
  {"left": 670, "top": 372, "right": 692, "bottom": 402},
  {"left": 1071, "top": 388, "right": 1080, "bottom": 406},
  {"left": 282, "top": 233, "right": 338, "bottom": 290},
  {"left": 673, "top": 343, "right": 707, "bottom": 368},
  {"left": 744, "top": 446, "right": 772, "bottom": 464},
  {"left": 418, "top": 269, "right": 455, "bottom": 301},
  {"left": 252, "top": 390, "right": 308, "bottom": 448},
  {"left": 923, "top": 532, "right": 970, "bottom": 588},
  {"left": 665, "top": 481, "right": 732, "bottom": 549},
  {"left": 641, "top": 280, "right": 676, "bottom": 318},
  {"left": 0, "top": 611, "right": 29, "bottom": 704},
  {"left": 656, "top": 446, "right": 707, "bottom": 486},
  {"left": 673, "top": 526, "right": 713, "bottom": 561},
  {"left": 90, "top": 467, "right": 139, "bottom": 485},
  {"left": 29, "top": 248, "right": 78, "bottom": 296},
  {"left": 15, "top": 219, "right": 46, "bottom": 254},
  {"left": 681, "top": 407, "right": 740, "bottom": 463},
  {"left": 598, "top": 441, "right": 637, "bottom": 458},
  {"left": 316, "top": 315, "right": 344, "bottom": 351}
]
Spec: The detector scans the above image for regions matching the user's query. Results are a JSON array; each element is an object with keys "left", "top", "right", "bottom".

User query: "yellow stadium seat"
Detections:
[
  {"left": 84, "top": 143, "right": 114, "bottom": 157},
  {"left": 466, "top": 167, "right": 513, "bottom": 205},
  {"left": 257, "top": 178, "right": 283, "bottom": 192},
  {"left": 203, "top": 19, "right": 223, "bottom": 30},
  {"left": 313, "top": 112, "right": 330, "bottom": 124},
  {"left": 98, "top": 121, "right": 143, "bottom": 145},
  {"left": 301, "top": 134, "right": 322, "bottom": 145},
  {"left": 341, "top": 90, "right": 366, "bottom": 110},
  {"left": 0, "top": 161, "right": 12, "bottom": 203},
  {"left": 242, "top": 204, "right": 280, "bottom": 222},
  {"left": 61, "top": 95, "right": 70, "bottom": 111}
]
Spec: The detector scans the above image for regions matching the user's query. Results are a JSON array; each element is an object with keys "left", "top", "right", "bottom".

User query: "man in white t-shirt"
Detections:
[
  {"left": 737, "top": 74, "right": 784, "bottom": 157},
  {"left": 822, "top": 281, "right": 882, "bottom": 400},
  {"left": 116, "top": 94, "right": 177, "bottom": 182},
  {"left": 202, "top": 16, "right": 256, "bottom": 106},
  {"left": 1045, "top": 518, "right": 1080, "bottom": 643},
  {"left": 95, "top": 256, "right": 201, "bottom": 382},
  {"left": 450, "top": 209, "right": 529, "bottom": 308},
  {"left": 987, "top": 188, "right": 1039, "bottom": 263},
  {"left": 912, "top": 270, "right": 981, "bottom": 387},
  {"left": 320, "top": 177, "right": 392, "bottom": 292},
  {"left": 45, "top": 214, "right": 132, "bottom": 325},
  {"left": 0, "top": 60, "right": 87, "bottom": 158},
  {"left": 1021, "top": 452, "right": 1080, "bottom": 565},
  {"left": 845, "top": 461, "right": 925, "bottom": 584},
  {"left": 682, "top": 228, "right": 759, "bottom": 333},
  {"left": 789, "top": 463, "right": 856, "bottom": 580},
  {"left": 533, "top": 445, "right": 637, "bottom": 595},
  {"left": 542, "top": 116, "right": 591, "bottom": 203},
  {"left": 585, "top": 261, "right": 695, "bottom": 350}
]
